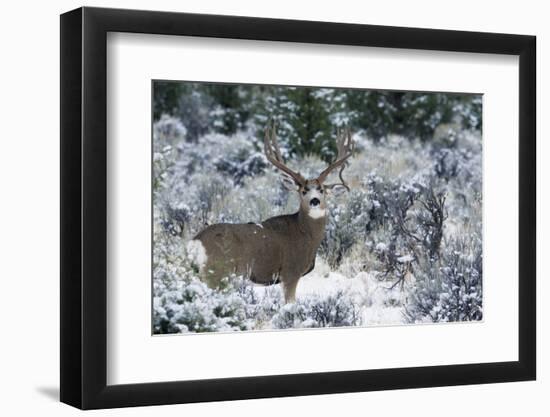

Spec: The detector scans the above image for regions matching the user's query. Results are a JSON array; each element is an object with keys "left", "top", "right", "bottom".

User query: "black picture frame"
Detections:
[{"left": 60, "top": 6, "right": 536, "bottom": 410}]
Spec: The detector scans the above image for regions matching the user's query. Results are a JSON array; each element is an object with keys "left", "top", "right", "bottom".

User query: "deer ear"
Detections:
[
  {"left": 325, "top": 183, "right": 349, "bottom": 196},
  {"left": 280, "top": 173, "right": 300, "bottom": 191}
]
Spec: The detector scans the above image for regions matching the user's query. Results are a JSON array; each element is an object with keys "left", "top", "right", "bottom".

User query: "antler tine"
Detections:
[
  {"left": 330, "top": 163, "right": 351, "bottom": 192},
  {"left": 317, "top": 127, "right": 355, "bottom": 185},
  {"left": 264, "top": 121, "right": 305, "bottom": 186}
]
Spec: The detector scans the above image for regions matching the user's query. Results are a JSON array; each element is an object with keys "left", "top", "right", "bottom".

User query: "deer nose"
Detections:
[{"left": 310, "top": 198, "right": 320, "bottom": 207}]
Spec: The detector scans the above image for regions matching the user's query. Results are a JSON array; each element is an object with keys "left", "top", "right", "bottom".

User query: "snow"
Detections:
[
  {"left": 375, "top": 242, "right": 387, "bottom": 251},
  {"left": 251, "top": 258, "right": 406, "bottom": 328},
  {"left": 397, "top": 254, "right": 414, "bottom": 263}
]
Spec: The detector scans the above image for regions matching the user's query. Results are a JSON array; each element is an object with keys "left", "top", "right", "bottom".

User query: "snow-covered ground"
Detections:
[{"left": 252, "top": 257, "right": 406, "bottom": 328}]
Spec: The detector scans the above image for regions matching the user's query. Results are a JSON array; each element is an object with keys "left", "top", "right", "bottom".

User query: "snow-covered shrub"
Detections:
[
  {"left": 202, "top": 132, "right": 266, "bottom": 185},
  {"left": 432, "top": 145, "right": 480, "bottom": 187},
  {"left": 153, "top": 144, "right": 176, "bottom": 195},
  {"left": 361, "top": 173, "right": 422, "bottom": 280},
  {"left": 152, "top": 117, "right": 187, "bottom": 194},
  {"left": 271, "top": 290, "right": 361, "bottom": 329},
  {"left": 363, "top": 172, "right": 425, "bottom": 233},
  {"left": 454, "top": 95, "right": 482, "bottom": 131},
  {"left": 404, "top": 235, "right": 482, "bottom": 323},
  {"left": 153, "top": 115, "right": 188, "bottom": 151},
  {"left": 320, "top": 188, "right": 371, "bottom": 268},
  {"left": 154, "top": 278, "right": 253, "bottom": 333},
  {"left": 402, "top": 186, "right": 447, "bottom": 261},
  {"left": 163, "top": 130, "right": 265, "bottom": 184},
  {"left": 176, "top": 88, "right": 215, "bottom": 141},
  {"left": 214, "top": 172, "right": 290, "bottom": 224},
  {"left": 433, "top": 147, "right": 460, "bottom": 181},
  {"left": 157, "top": 172, "right": 231, "bottom": 236},
  {"left": 237, "top": 282, "right": 284, "bottom": 327},
  {"left": 431, "top": 127, "right": 482, "bottom": 186},
  {"left": 359, "top": 169, "right": 451, "bottom": 292}
]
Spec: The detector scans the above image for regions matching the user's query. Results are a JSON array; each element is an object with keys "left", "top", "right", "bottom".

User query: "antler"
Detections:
[
  {"left": 264, "top": 122, "right": 306, "bottom": 186},
  {"left": 317, "top": 128, "right": 355, "bottom": 190}
]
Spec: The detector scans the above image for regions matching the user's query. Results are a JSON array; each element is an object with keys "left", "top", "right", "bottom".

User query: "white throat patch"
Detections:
[{"left": 308, "top": 207, "right": 326, "bottom": 219}]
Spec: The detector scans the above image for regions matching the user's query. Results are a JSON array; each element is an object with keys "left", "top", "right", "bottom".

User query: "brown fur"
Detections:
[{"left": 193, "top": 180, "right": 328, "bottom": 302}]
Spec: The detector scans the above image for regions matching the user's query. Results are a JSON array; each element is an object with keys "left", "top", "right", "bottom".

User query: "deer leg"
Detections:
[{"left": 282, "top": 278, "right": 299, "bottom": 304}]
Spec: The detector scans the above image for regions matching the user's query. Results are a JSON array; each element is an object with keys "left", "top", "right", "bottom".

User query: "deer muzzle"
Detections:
[{"left": 310, "top": 198, "right": 321, "bottom": 207}]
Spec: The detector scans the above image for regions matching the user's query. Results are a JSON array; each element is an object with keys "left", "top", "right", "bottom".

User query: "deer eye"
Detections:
[
  {"left": 302, "top": 190, "right": 307, "bottom": 195},
  {"left": 319, "top": 189, "right": 324, "bottom": 194}
]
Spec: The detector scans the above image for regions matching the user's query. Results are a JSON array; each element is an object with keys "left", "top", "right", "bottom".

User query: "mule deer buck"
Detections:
[{"left": 187, "top": 123, "right": 355, "bottom": 303}]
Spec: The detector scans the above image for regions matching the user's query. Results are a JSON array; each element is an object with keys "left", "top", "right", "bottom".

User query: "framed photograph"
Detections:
[{"left": 60, "top": 6, "right": 536, "bottom": 410}]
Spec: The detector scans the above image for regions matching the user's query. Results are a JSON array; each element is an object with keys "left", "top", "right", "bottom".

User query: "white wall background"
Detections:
[{"left": 0, "top": 0, "right": 545, "bottom": 415}]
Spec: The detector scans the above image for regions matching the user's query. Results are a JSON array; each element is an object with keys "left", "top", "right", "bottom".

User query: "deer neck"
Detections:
[{"left": 297, "top": 208, "right": 327, "bottom": 245}]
